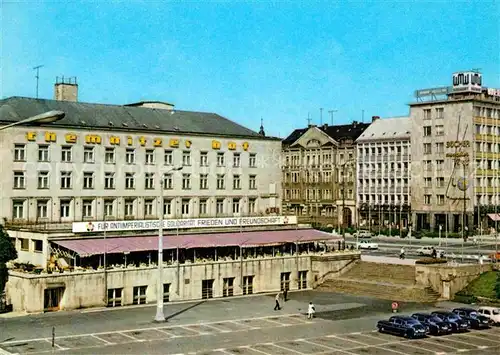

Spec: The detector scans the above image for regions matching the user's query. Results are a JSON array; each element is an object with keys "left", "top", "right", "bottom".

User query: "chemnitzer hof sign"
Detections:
[
  {"left": 72, "top": 216, "right": 298, "bottom": 233},
  {"left": 452, "top": 71, "right": 482, "bottom": 93}
]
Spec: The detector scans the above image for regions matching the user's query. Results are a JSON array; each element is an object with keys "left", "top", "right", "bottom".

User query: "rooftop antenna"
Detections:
[
  {"left": 328, "top": 109, "right": 338, "bottom": 125},
  {"left": 33, "top": 65, "right": 44, "bottom": 98},
  {"left": 320, "top": 108, "right": 323, "bottom": 125},
  {"left": 362, "top": 109, "right": 365, "bottom": 123},
  {"left": 307, "top": 112, "right": 312, "bottom": 126}
]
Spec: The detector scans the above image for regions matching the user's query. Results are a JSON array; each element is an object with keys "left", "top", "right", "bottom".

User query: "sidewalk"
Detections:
[{"left": 346, "top": 234, "right": 499, "bottom": 244}]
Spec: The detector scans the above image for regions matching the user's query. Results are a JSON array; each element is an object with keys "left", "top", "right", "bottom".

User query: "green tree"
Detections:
[{"left": 0, "top": 225, "right": 17, "bottom": 294}]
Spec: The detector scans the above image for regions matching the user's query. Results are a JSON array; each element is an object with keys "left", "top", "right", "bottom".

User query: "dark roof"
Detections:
[
  {"left": 282, "top": 122, "right": 370, "bottom": 145},
  {"left": 0, "top": 97, "right": 276, "bottom": 139}
]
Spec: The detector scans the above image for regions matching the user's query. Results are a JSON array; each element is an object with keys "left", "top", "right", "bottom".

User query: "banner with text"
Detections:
[{"left": 72, "top": 215, "right": 298, "bottom": 233}]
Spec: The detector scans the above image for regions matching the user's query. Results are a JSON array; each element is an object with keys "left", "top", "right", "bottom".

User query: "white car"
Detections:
[
  {"left": 356, "top": 240, "right": 379, "bottom": 250},
  {"left": 478, "top": 307, "right": 500, "bottom": 325},
  {"left": 416, "top": 246, "right": 444, "bottom": 256}
]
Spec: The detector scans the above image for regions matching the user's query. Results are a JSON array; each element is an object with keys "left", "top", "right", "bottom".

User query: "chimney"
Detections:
[
  {"left": 322, "top": 123, "right": 328, "bottom": 130},
  {"left": 54, "top": 76, "right": 78, "bottom": 102},
  {"left": 372, "top": 116, "right": 380, "bottom": 122},
  {"left": 352, "top": 120, "right": 358, "bottom": 128}
]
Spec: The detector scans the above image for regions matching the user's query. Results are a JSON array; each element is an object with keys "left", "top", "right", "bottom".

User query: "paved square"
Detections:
[
  {"left": 382, "top": 342, "right": 435, "bottom": 355},
  {"left": 121, "top": 329, "right": 169, "bottom": 340},
  {"left": 55, "top": 335, "right": 105, "bottom": 349},
  {"left": 275, "top": 339, "right": 330, "bottom": 353},
  {"left": 2, "top": 340, "right": 54, "bottom": 354},
  {"left": 95, "top": 332, "right": 136, "bottom": 344}
]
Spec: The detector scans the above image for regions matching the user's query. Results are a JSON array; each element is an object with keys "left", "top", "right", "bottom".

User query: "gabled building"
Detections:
[{"left": 282, "top": 121, "right": 369, "bottom": 227}]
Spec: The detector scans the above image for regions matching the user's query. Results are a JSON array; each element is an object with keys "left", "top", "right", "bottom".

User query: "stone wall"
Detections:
[{"left": 6, "top": 252, "right": 359, "bottom": 313}]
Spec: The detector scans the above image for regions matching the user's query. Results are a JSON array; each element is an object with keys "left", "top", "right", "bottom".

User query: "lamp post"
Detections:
[
  {"left": 0, "top": 110, "right": 65, "bottom": 131},
  {"left": 340, "top": 160, "right": 355, "bottom": 244},
  {"left": 155, "top": 166, "right": 183, "bottom": 322}
]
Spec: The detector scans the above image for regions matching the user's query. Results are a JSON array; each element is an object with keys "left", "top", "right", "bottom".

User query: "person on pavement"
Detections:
[
  {"left": 307, "top": 302, "right": 315, "bottom": 319},
  {"left": 274, "top": 292, "right": 281, "bottom": 311},
  {"left": 431, "top": 247, "right": 437, "bottom": 258},
  {"left": 400, "top": 247, "right": 405, "bottom": 259}
]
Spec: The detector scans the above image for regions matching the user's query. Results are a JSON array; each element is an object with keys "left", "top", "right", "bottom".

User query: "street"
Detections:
[{"left": 1, "top": 291, "right": 499, "bottom": 354}]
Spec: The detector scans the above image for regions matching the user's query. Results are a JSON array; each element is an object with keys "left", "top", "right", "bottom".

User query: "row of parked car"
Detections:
[{"left": 377, "top": 307, "right": 499, "bottom": 339}]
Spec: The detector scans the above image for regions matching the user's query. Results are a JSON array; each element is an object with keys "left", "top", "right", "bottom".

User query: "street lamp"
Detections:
[
  {"left": 155, "top": 165, "right": 183, "bottom": 322},
  {"left": 340, "top": 160, "right": 355, "bottom": 244},
  {"left": 0, "top": 110, "right": 65, "bottom": 131}
]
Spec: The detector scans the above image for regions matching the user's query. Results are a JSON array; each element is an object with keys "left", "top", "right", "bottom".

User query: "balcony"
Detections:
[
  {"left": 473, "top": 116, "right": 500, "bottom": 125},
  {"left": 474, "top": 187, "right": 497, "bottom": 193},
  {"left": 476, "top": 152, "right": 500, "bottom": 159},
  {"left": 475, "top": 169, "right": 498, "bottom": 176}
]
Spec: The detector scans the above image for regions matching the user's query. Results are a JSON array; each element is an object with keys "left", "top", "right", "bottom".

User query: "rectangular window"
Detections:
[
  {"left": 107, "top": 288, "right": 122, "bottom": 307},
  {"left": 435, "top": 107, "right": 444, "bottom": 119},
  {"left": 233, "top": 175, "right": 241, "bottom": 189},
  {"left": 423, "top": 126, "right": 432, "bottom": 137},
  {"left": 424, "top": 195, "right": 431, "bottom": 205},
  {"left": 436, "top": 177, "right": 445, "bottom": 188},
  {"left": 163, "top": 284, "right": 170, "bottom": 303},
  {"left": 223, "top": 277, "right": 234, "bottom": 297},
  {"left": 199, "top": 199, "right": 207, "bottom": 215},
  {"left": 60, "top": 199, "right": 70, "bottom": 218},
  {"left": 201, "top": 279, "right": 214, "bottom": 299},
  {"left": 280, "top": 272, "right": 291, "bottom": 291},
  {"left": 248, "top": 198, "right": 256, "bottom": 214},
  {"left": 182, "top": 174, "right": 191, "bottom": 189},
  {"left": 233, "top": 153, "right": 240, "bottom": 167},
  {"left": 217, "top": 152, "right": 225, "bottom": 166},
  {"left": 83, "top": 172, "right": 94, "bottom": 189},
  {"left": 424, "top": 177, "right": 432, "bottom": 188},
  {"left": 12, "top": 200, "right": 24, "bottom": 219},
  {"left": 145, "top": 173, "right": 154, "bottom": 189},
  {"left": 60, "top": 171, "right": 72, "bottom": 189},
  {"left": 37, "top": 171, "right": 49, "bottom": 189},
  {"left": 232, "top": 198, "right": 240, "bottom": 214},
  {"left": 82, "top": 199, "right": 93, "bottom": 218},
  {"left": 164, "top": 150, "right": 173, "bottom": 165},
  {"left": 249, "top": 153, "right": 256, "bottom": 167},
  {"left": 217, "top": 174, "right": 225, "bottom": 189},
  {"left": 144, "top": 199, "right": 154, "bottom": 216},
  {"left": 133, "top": 286, "right": 147, "bottom": 305},
  {"left": 14, "top": 144, "right": 26, "bottom": 162},
  {"left": 242, "top": 276, "right": 253, "bottom": 295},
  {"left": 437, "top": 195, "right": 445, "bottom": 205},
  {"left": 423, "top": 143, "right": 432, "bottom": 154},
  {"left": 125, "top": 173, "right": 135, "bottom": 189},
  {"left": 36, "top": 200, "right": 48, "bottom": 218},
  {"left": 249, "top": 175, "right": 257, "bottom": 190},
  {"left": 435, "top": 142, "right": 444, "bottom": 154},
  {"left": 200, "top": 174, "right": 208, "bottom": 189},
  {"left": 163, "top": 199, "right": 172, "bottom": 216},
  {"left": 145, "top": 149, "right": 155, "bottom": 165},
  {"left": 423, "top": 109, "right": 431, "bottom": 120},
  {"left": 34, "top": 240, "right": 43, "bottom": 253},
  {"left": 435, "top": 125, "right": 444, "bottom": 136},
  {"left": 182, "top": 151, "right": 191, "bottom": 166},
  {"left": 13, "top": 171, "right": 25, "bottom": 189},
  {"left": 182, "top": 199, "right": 190, "bottom": 216},
  {"left": 61, "top": 146, "right": 72, "bottom": 162},
  {"left": 200, "top": 152, "right": 208, "bottom": 166},
  {"left": 20, "top": 238, "right": 29, "bottom": 251},
  {"left": 125, "top": 199, "right": 134, "bottom": 217},
  {"left": 298, "top": 270, "right": 308, "bottom": 290},
  {"left": 163, "top": 173, "right": 173, "bottom": 189},
  {"left": 216, "top": 199, "right": 224, "bottom": 215},
  {"left": 104, "top": 147, "right": 115, "bottom": 164},
  {"left": 104, "top": 172, "right": 115, "bottom": 189},
  {"left": 104, "top": 199, "right": 114, "bottom": 217},
  {"left": 38, "top": 144, "right": 49, "bottom": 162},
  {"left": 83, "top": 146, "right": 94, "bottom": 163},
  {"left": 125, "top": 148, "right": 135, "bottom": 164}
]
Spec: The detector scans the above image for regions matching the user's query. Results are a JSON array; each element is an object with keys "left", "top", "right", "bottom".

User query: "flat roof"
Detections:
[{"left": 53, "top": 229, "right": 339, "bottom": 257}]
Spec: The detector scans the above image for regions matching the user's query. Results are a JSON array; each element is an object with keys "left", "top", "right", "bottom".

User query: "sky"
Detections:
[{"left": 1, "top": 0, "right": 499, "bottom": 138}]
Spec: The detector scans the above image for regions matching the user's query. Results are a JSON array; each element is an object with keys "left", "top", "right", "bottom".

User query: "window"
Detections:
[
  {"left": 144, "top": 199, "right": 154, "bottom": 216},
  {"left": 424, "top": 177, "right": 432, "bottom": 188},
  {"left": 248, "top": 198, "right": 256, "bottom": 214},
  {"left": 36, "top": 200, "right": 48, "bottom": 218},
  {"left": 435, "top": 125, "right": 444, "bottom": 136},
  {"left": 280, "top": 272, "right": 291, "bottom": 291},
  {"left": 60, "top": 171, "right": 72, "bottom": 189},
  {"left": 103, "top": 147, "right": 114, "bottom": 164},
  {"left": 33, "top": 240, "right": 43, "bottom": 253},
  {"left": 83, "top": 172, "right": 94, "bottom": 189},
  {"left": 163, "top": 173, "right": 173, "bottom": 189},
  {"left": 436, "top": 177, "right": 445, "bottom": 188},
  {"left": 61, "top": 146, "right": 72, "bottom": 162},
  {"left": 217, "top": 152, "right": 225, "bottom": 166},
  {"left": 216, "top": 199, "right": 224, "bottom": 215},
  {"left": 125, "top": 173, "right": 135, "bottom": 189},
  {"left": 13, "top": 171, "right": 25, "bottom": 189},
  {"left": 200, "top": 174, "right": 208, "bottom": 189},
  {"left": 437, "top": 195, "right": 445, "bottom": 205},
  {"left": 104, "top": 199, "right": 114, "bottom": 217},
  {"left": 182, "top": 199, "right": 190, "bottom": 216},
  {"left": 125, "top": 199, "right": 134, "bottom": 217},
  {"left": 38, "top": 171, "right": 49, "bottom": 189},
  {"left": 199, "top": 199, "right": 207, "bottom": 215},
  {"left": 233, "top": 175, "right": 241, "bottom": 189},
  {"left": 83, "top": 146, "right": 94, "bottom": 163},
  {"left": 200, "top": 152, "right": 208, "bottom": 166},
  {"left": 133, "top": 286, "right": 147, "bottom": 305},
  {"left": 435, "top": 142, "right": 444, "bottom": 154},
  {"left": 107, "top": 288, "right": 122, "bottom": 307},
  {"left": 145, "top": 173, "right": 154, "bottom": 189},
  {"left": 201, "top": 279, "right": 214, "bottom": 299},
  {"left": 423, "top": 126, "right": 432, "bottom": 137},
  {"left": 163, "top": 199, "right": 172, "bottom": 216},
  {"left": 242, "top": 276, "right": 253, "bottom": 295},
  {"left": 38, "top": 144, "right": 49, "bottom": 162},
  {"left": 436, "top": 160, "right": 444, "bottom": 171},
  {"left": 145, "top": 149, "right": 155, "bottom": 164},
  {"left": 125, "top": 148, "right": 135, "bottom": 164},
  {"left": 233, "top": 153, "right": 240, "bottom": 167},
  {"left": 298, "top": 271, "right": 308, "bottom": 290},
  {"left": 423, "top": 143, "right": 432, "bottom": 154},
  {"left": 14, "top": 144, "right": 26, "bottom": 161},
  {"left": 217, "top": 174, "right": 225, "bottom": 189},
  {"left": 182, "top": 174, "right": 191, "bottom": 189},
  {"left": 424, "top": 195, "right": 431, "bottom": 205},
  {"left": 182, "top": 151, "right": 191, "bottom": 166},
  {"left": 164, "top": 150, "right": 173, "bottom": 165},
  {"left": 232, "top": 198, "right": 240, "bottom": 214},
  {"left": 423, "top": 109, "right": 431, "bottom": 120},
  {"left": 249, "top": 153, "right": 256, "bottom": 167},
  {"left": 12, "top": 200, "right": 24, "bottom": 219},
  {"left": 82, "top": 199, "right": 93, "bottom": 218},
  {"left": 60, "top": 199, "right": 70, "bottom": 218},
  {"left": 435, "top": 107, "right": 444, "bottom": 119},
  {"left": 163, "top": 284, "right": 170, "bottom": 303},
  {"left": 104, "top": 172, "right": 115, "bottom": 189},
  {"left": 249, "top": 175, "right": 257, "bottom": 190},
  {"left": 223, "top": 277, "right": 234, "bottom": 297},
  {"left": 20, "top": 238, "right": 29, "bottom": 251}
]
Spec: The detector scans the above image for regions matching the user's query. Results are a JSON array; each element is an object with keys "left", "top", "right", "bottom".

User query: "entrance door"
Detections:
[
  {"left": 343, "top": 208, "right": 352, "bottom": 227},
  {"left": 201, "top": 279, "right": 214, "bottom": 299},
  {"left": 280, "top": 272, "right": 291, "bottom": 291},
  {"left": 44, "top": 287, "right": 65, "bottom": 312}
]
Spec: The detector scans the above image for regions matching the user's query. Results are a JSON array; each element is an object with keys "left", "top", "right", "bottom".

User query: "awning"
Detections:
[
  {"left": 52, "top": 229, "right": 339, "bottom": 257},
  {"left": 487, "top": 213, "right": 500, "bottom": 221}
]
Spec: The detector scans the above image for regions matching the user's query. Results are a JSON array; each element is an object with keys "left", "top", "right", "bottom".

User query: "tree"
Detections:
[{"left": 0, "top": 225, "right": 17, "bottom": 295}]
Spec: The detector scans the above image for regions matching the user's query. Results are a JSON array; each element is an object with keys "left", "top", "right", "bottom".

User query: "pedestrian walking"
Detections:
[
  {"left": 307, "top": 302, "right": 315, "bottom": 319},
  {"left": 274, "top": 292, "right": 281, "bottom": 311}
]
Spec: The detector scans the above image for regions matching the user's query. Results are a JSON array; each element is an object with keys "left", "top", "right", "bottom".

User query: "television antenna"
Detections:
[{"left": 33, "top": 65, "right": 44, "bottom": 98}]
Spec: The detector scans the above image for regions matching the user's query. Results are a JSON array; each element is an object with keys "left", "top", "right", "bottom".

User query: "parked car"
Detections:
[
  {"left": 416, "top": 246, "right": 444, "bottom": 257},
  {"left": 354, "top": 230, "right": 373, "bottom": 239},
  {"left": 356, "top": 240, "right": 379, "bottom": 250},
  {"left": 477, "top": 306, "right": 500, "bottom": 325},
  {"left": 431, "top": 311, "right": 469, "bottom": 332},
  {"left": 452, "top": 308, "right": 491, "bottom": 329},
  {"left": 411, "top": 313, "right": 452, "bottom": 335},
  {"left": 376, "top": 315, "right": 427, "bottom": 339}
]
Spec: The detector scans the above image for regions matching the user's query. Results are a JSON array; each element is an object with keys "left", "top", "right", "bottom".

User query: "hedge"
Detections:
[{"left": 415, "top": 258, "right": 448, "bottom": 265}]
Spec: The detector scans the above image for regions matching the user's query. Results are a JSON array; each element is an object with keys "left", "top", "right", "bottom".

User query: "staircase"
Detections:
[{"left": 316, "top": 261, "right": 440, "bottom": 303}]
